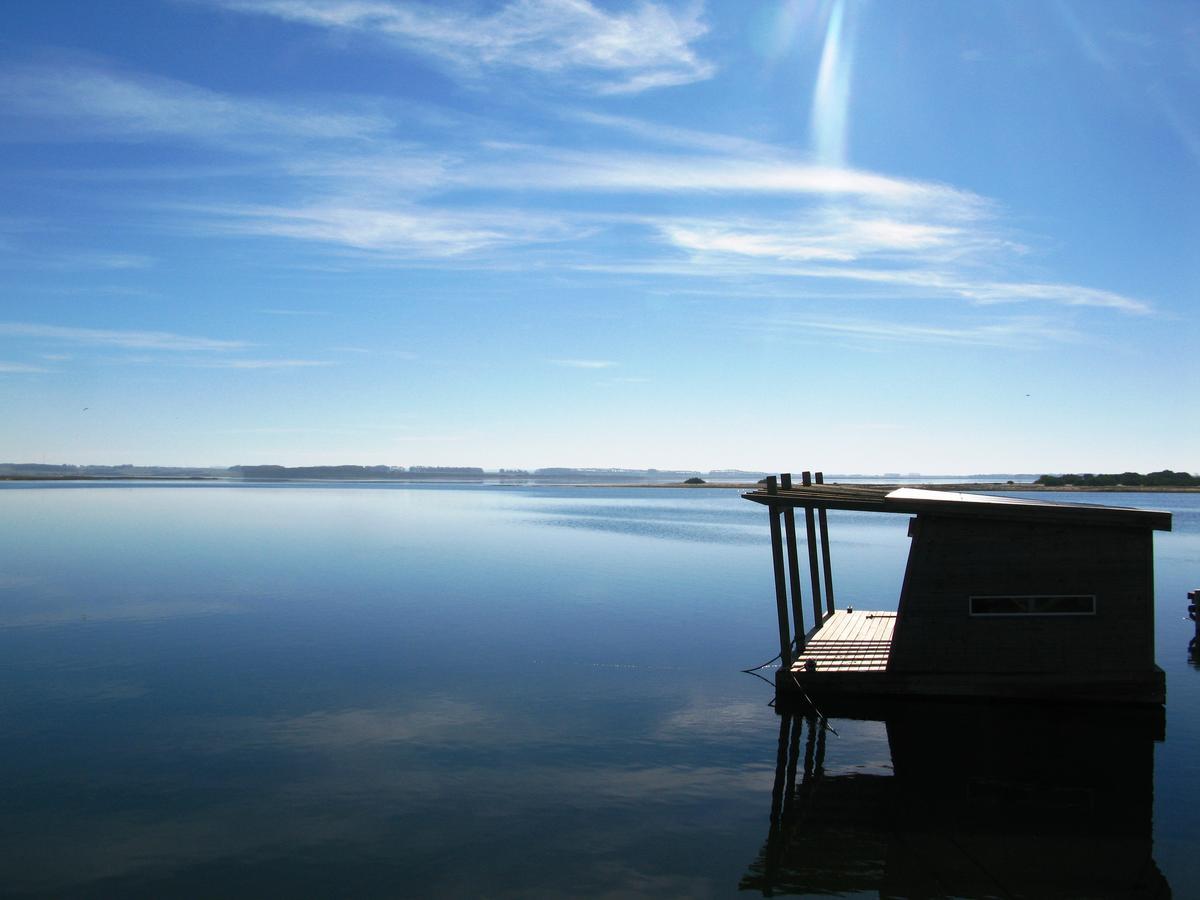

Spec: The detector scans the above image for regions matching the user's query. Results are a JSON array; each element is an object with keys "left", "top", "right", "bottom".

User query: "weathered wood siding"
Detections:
[{"left": 889, "top": 515, "right": 1155, "bottom": 675}]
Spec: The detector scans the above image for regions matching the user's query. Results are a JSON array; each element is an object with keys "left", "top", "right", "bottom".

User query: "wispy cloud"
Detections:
[
  {"left": 54, "top": 252, "right": 155, "bottom": 270},
  {"left": 193, "top": 359, "right": 334, "bottom": 369},
  {"left": 184, "top": 135, "right": 998, "bottom": 269},
  {"left": 1050, "top": 5, "right": 1200, "bottom": 165},
  {"left": 1147, "top": 82, "right": 1200, "bottom": 165},
  {"left": 792, "top": 267, "right": 1149, "bottom": 313},
  {"left": 0, "top": 225, "right": 157, "bottom": 272},
  {"left": 634, "top": 203, "right": 1148, "bottom": 313},
  {"left": 571, "top": 255, "right": 1150, "bottom": 314},
  {"left": 464, "top": 146, "right": 981, "bottom": 207},
  {"left": 327, "top": 347, "right": 418, "bottom": 358},
  {"left": 3, "top": 56, "right": 1147, "bottom": 320},
  {"left": 563, "top": 110, "right": 778, "bottom": 157},
  {"left": 0, "top": 322, "right": 248, "bottom": 351},
  {"left": 202, "top": 203, "right": 587, "bottom": 256},
  {"left": 658, "top": 215, "right": 967, "bottom": 264},
  {"left": 549, "top": 358, "right": 616, "bottom": 369},
  {"left": 742, "top": 314, "right": 1084, "bottom": 350},
  {"left": 0, "top": 361, "right": 51, "bottom": 373},
  {"left": 280, "top": 150, "right": 452, "bottom": 190},
  {"left": 0, "top": 60, "right": 388, "bottom": 146},
  {"left": 212, "top": 0, "right": 714, "bottom": 94},
  {"left": 945, "top": 279, "right": 1147, "bottom": 312}
]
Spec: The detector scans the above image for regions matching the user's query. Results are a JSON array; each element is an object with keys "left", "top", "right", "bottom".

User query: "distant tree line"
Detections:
[
  {"left": 232, "top": 465, "right": 398, "bottom": 478},
  {"left": 407, "top": 466, "right": 484, "bottom": 474},
  {"left": 231, "top": 465, "right": 485, "bottom": 478},
  {"left": 0, "top": 463, "right": 222, "bottom": 478},
  {"left": 1035, "top": 470, "right": 1199, "bottom": 487}
]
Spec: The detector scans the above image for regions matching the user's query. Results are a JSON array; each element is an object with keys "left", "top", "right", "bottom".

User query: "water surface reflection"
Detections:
[
  {"left": 744, "top": 701, "right": 1168, "bottom": 898},
  {"left": 1, "top": 485, "right": 1196, "bottom": 896}
]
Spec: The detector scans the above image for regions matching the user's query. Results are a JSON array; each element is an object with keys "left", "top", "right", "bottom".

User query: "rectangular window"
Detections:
[{"left": 969, "top": 594, "right": 1096, "bottom": 616}]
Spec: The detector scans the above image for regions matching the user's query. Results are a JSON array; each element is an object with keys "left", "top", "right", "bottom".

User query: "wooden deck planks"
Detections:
[
  {"left": 792, "top": 609, "right": 895, "bottom": 674},
  {"left": 776, "top": 605, "right": 1165, "bottom": 705}
]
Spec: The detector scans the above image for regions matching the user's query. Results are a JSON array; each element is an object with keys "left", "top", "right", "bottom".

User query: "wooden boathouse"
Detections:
[{"left": 745, "top": 473, "right": 1172, "bottom": 704}]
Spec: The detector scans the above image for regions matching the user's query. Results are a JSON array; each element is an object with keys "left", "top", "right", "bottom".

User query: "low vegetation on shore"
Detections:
[{"left": 1035, "top": 470, "right": 1199, "bottom": 488}]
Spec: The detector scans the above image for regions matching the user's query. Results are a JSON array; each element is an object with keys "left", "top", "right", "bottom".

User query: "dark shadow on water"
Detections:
[
  {"left": 535, "top": 513, "right": 764, "bottom": 544},
  {"left": 1188, "top": 589, "right": 1199, "bottom": 669},
  {"left": 742, "top": 700, "right": 1170, "bottom": 898}
]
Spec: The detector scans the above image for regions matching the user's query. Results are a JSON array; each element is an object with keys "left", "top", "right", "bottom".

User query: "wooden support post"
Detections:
[
  {"left": 768, "top": 507, "right": 793, "bottom": 667},
  {"left": 765, "top": 713, "right": 794, "bottom": 891},
  {"left": 804, "top": 504, "right": 823, "bottom": 627},
  {"left": 781, "top": 473, "right": 806, "bottom": 647},
  {"left": 769, "top": 713, "right": 791, "bottom": 827},
  {"left": 814, "top": 714, "right": 828, "bottom": 772},
  {"left": 800, "top": 470, "right": 824, "bottom": 626},
  {"left": 802, "top": 713, "right": 819, "bottom": 781},
  {"left": 783, "top": 713, "right": 802, "bottom": 816},
  {"left": 815, "top": 472, "right": 836, "bottom": 615}
]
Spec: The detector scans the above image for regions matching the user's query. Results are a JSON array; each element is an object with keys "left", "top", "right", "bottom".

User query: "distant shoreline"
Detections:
[
  {"left": 2, "top": 475, "right": 1197, "bottom": 492},
  {"left": 0, "top": 475, "right": 221, "bottom": 482}
]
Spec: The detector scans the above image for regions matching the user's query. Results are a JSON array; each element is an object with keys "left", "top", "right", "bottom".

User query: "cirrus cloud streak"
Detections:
[
  {"left": 0, "top": 322, "right": 249, "bottom": 351},
  {"left": 211, "top": 0, "right": 715, "bottom": 94}
]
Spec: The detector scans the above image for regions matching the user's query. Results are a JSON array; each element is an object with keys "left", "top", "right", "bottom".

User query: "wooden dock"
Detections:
[
  {"left": 752, "top": 471, "right": 1170, "bottom": 705},
  {"left": 791, "top": 610, "right": 895, "bottom": 674},
  {"left": 778, "top": 605, "right": 1164, "bottom": 702}
]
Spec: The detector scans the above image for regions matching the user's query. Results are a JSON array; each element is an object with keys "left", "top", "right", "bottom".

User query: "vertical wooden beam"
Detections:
[
  {"left": 768, "top": 506, "right": 793, "bottom": 667},
  {"left": 765, "top": 713, "right": 793, "bottom": 893},
  {"left": 814, "top": 715, "right": 828, "bottom": 773},
  {"left": 802, "top": 713, "right": 819, "bottom": 781},
  {"left": 800, "top": 472, "right": 823, "bottom": 626},
  {"left": 804, "top": 505, "right": 823, "bottom": 627},
  {"left": 815, "top": 471, "right": 836, "bottom": 614},
  {"left": 769, "top": 712, "right": 791, "bottom": 827},
  {"left": 780, "top": 473, "right": 806, "bottom": 646},
  {"left": 783, "top": 712, "right": 802, "bottom": 817}
]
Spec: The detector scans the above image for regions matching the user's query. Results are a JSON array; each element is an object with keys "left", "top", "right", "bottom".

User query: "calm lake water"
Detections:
[{"left": 1, "top": 483, "right": 1197, "bottom": 897}]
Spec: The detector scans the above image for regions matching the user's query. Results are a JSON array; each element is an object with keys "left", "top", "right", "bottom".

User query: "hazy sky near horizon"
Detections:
[{"left": 1, "top": 0, "right": 1197, "bottom": 472}]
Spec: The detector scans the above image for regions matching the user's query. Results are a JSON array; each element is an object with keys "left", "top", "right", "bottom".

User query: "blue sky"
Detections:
[{"left": 1, "top": 0, "right": 1196, "bottom": 473}]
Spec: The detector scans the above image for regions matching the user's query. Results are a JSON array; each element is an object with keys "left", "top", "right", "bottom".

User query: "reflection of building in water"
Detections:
[
  {"left": 1188, "top": 589, "right": 1199, "bottom": 666},
  {"left": 741, "top": 701, "right": 1170, "bottom": 898}
]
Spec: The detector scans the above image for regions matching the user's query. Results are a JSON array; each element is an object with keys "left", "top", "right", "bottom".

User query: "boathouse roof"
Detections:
[{"left": 743, "top": 483, "right": 1171, "bottom": 531}]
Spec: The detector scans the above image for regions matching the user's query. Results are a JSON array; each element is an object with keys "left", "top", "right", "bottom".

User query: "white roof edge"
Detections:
[{"left": 884, "top": 486, "right": 1156, "bottom": 513}]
